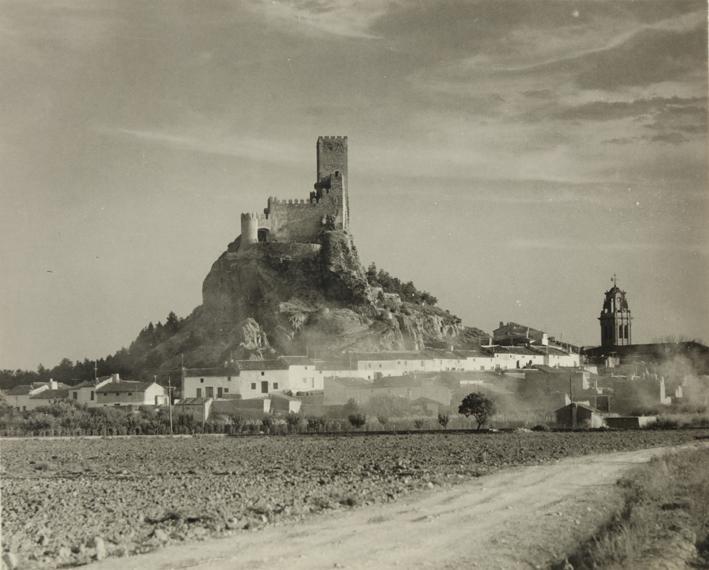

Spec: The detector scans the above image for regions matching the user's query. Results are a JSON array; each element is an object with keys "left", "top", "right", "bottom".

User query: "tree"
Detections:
[
  {"left": 165, "top": 311, "right": 180, "bottom": 335},
  {"left": 348, "top": 413, "right": 367, "bottom": 429},
  {"left": 437, "top": 413, "right": 450, "bottom": 429},
  {"left": 366, "top": 263, "right": 378, "bottom": 285},
  {"left": 342, "top": 398, "right": 360, "bottom": 417},
  {"left": 458, "top": 392, "right": 496, "bottom": 431}
]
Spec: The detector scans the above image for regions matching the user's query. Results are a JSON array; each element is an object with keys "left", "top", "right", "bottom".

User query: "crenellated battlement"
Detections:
[
  {"left": 267, "top": 197, "right": 318, "bottom": 208},
  {"left": 317, "top": 135, "right": 348, "bottom": 142}
]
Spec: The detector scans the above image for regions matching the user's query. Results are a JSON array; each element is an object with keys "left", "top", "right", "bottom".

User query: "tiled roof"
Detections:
[
  {"left": 453, "top": 349, "right": 493, "bottom": 358},
  {"left": 278, "top": 356, "right": 312, "bottom": 366},
  {"left": 555, "top": 402, "right": 601, "bottom": 413},
  {"left": 30, "top": 389, "right": 69, "bottom": 400},
  {"left": 236, "top": 359, "right": 288, "bottom": 371},
  {"left": 317, "top": 361, "right": 356, "bottom": 371},
  {"left": 351, "top": 351, "right": 425, "bottom": 361},
  {"left": 70, "top": 381, "right": 97, "bottom": 389},
  {"left": 96, "top": 381, "right": 152, "bottom": 393},
  {"left": 5, "top": 384, "right": 33, "bottom": 395},
  {"left": 493, "top": 346, "right": 539, "bottom": 356},
  {"left": 527, "top": 346, "right": 571, "bottom": 356},
  {"left": 375, "top": 376, "right": 427, "bottom": 388},
  {"left": 493, "top": 321, "right": 545, "bottom": 335},
  {"left": 328, "top": 377, "right": 372, "bottom": 388},
  {"left": 184, "top": 368, "right": 236, "bottom": 378}
]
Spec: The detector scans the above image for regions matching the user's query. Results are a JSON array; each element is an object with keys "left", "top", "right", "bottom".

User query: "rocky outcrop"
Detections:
[{"left": 146, "top": 229, "right": 484, "bottom": 370}]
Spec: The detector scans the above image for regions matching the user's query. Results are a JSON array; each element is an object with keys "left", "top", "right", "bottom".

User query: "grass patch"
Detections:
[{"left": 556, "top": 447, "right": 709, "bottom": 569}]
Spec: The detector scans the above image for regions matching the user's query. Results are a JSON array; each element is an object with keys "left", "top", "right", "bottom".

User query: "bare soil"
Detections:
[
  {"left": 1, "top": 430, "right": 706, "bottom": 569},
  {"left": 83, "top": 441, "right": 709, "bottom": 570}
]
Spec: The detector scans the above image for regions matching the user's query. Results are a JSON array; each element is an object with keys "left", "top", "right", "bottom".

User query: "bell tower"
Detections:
[{"left": 599, "top": 274, "right": 632, "bottom": 347}]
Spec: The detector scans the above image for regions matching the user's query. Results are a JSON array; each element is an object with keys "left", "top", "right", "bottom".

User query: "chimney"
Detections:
[{"left": 111, "top": 373, "right": 120, "bottom": 383}]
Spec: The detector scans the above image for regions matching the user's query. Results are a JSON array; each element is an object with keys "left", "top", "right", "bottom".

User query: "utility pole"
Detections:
[
  {"left": 168, "top": 375, "right": 173, "bottom": 435},
  {"left": 94, "top": 361, "right": 98, "bottom": 383},
  {"left": 569, "top": 374, "right": 575, "bottom": 429},
  {"left": 180, "top": 353, "right": 185, "bottom": 401}
]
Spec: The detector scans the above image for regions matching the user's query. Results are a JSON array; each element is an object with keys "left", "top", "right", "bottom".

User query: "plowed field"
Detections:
[{"left": 1, "top": 430, "right": 705, "bottom": 569}]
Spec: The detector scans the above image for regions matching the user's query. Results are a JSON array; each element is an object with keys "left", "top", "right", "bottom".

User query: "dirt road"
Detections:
[{"left": 85, "top": 442, "right": 707, "bottom": 570}]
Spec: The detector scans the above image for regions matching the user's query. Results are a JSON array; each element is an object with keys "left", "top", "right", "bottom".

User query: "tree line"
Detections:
[
  {"left": 0, "top": 311, "right": 187, "bottom": 390},
  {"left": 365, "top": 263, "right": 438, "bottom": 306}
]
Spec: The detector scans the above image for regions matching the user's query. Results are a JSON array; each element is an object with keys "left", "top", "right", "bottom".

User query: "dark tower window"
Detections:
[{"left": 257, "top": 228, "right": 270, "bottom": 243}]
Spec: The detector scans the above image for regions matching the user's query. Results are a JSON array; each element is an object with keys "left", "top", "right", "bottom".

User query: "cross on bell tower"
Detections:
[{"left": 599, "top": 275, "right": 632, "bottom": 347}]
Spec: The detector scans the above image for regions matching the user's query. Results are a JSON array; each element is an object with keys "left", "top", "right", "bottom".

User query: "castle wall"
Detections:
[
  {"left": 238, "top": 136, "right": 349, "bottom": 246},
  {"left": 267, "top": 199, "right": 330, "bottom": 242}
]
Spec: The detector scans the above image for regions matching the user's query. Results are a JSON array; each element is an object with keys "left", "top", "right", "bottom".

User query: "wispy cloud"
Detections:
[
  {"left": 97, "top": 127, "right": 303, "bottom": 165},
  {"left": 244, "top": 0, "right": 392, "bottom": 39}
]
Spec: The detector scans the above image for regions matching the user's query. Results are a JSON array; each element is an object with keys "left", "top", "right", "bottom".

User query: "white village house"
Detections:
[{"left": 95, "top": 378, "right": 167, "bottom": 407}]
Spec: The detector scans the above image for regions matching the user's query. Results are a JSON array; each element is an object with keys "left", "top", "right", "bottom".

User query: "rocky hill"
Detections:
[{"left": 138, "top": 228, "right": 488, "bottom": 372}]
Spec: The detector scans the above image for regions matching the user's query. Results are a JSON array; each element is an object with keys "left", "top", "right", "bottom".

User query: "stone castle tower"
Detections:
[
  {"left": 240, "top": 136, "right": 349, "bottom": 246},
  {"left": 599, "top": 275, "right": 632, "bottom": 347}
]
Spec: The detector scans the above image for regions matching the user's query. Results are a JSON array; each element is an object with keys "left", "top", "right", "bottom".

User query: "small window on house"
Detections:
[
  {"left": 273, "top": 382, "right": 279, "bottom": 390},
  {"left": 200, "top": 378, "right": 204, "bottom": 383},
  {"left": 90, "top": 391, "right": 94, "bottom": 400},
  {"left": 115, "top": 392, "right": 119, "bottom": 396},
  {"left": 261, "top": 371, "right": 265, "bottom": 376},
  {"left": 251, "top": 383, "right": 256, "bottom": 390},
  {"left": 128, "top": 392, "right": 132, "bottom": 396},
  {"left": 224, "top": 387, "right": 229, "bottom": 393},
  {"left": 228, "top": 376, "right": 232, "bottom": 381},
  {"left": 196, "top": 388, "right": 202, "bottom": 398},
  {"left": 73, "top": 392, "right": 78, "bottom": 400}
]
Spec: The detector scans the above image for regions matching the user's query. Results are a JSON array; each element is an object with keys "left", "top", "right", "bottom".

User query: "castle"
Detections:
[{"left": 239, "top": 136, "right": 349, "bottom": 246}]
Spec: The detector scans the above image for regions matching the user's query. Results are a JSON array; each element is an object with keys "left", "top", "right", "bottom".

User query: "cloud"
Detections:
[
  {"left": 522, "top": 89, "right": 553, "bottom": 99},
  {"left": 571, "top": 24, "right": 707, "bottom": 90},
  {"left": 649, "top": 132, "right": 689, "bottom": 144},
  {"left": 244, "top": 0, "right": 392, "bottom": 39},
  {"left": 555, "top": 96, "right": 705, "bottom": 122},
  {"left": 98, "top": 127, "right": 303, "bottom": 164}
]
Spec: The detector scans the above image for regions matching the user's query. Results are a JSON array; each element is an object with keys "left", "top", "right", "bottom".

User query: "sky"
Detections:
[{"left": 0, "top": 0, "right": 707, "bottom": 370}]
